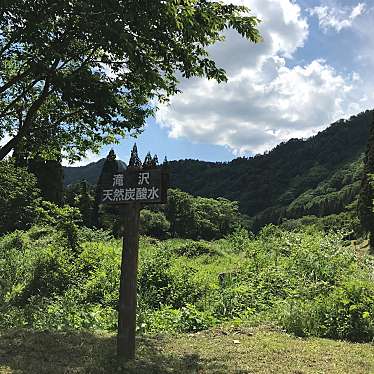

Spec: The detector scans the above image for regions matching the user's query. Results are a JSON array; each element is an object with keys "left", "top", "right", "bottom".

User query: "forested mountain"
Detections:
[
  {"left": 64, "top": 110, "right": 373, "bottom": 227},
  {"left": 64, "top": 159, "right": 127, "bottom": 186}
]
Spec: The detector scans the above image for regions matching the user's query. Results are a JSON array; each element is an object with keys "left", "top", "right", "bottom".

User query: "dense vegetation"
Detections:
[
  {"left": 359, "top": 114, "right": 374, "bottom": 249},
  {"left": 1, "top": 156, "right": 374, "bottom": 342},
  {"left": 1, "top": 221, "right": 374, "bottom": 343},
  {"left": 0, "top": 160, "right": 41, "bottom": 233},
  {"left": 169, "top": 111, "right": 371, "bottom": 222},
  {"left": 64, "top": 110, "right": 372, "bottom": 230}
]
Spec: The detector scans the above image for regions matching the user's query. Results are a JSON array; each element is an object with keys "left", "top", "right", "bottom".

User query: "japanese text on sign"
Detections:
[{"left": 101, "top": 169, "right": 165, "bottom": 204}]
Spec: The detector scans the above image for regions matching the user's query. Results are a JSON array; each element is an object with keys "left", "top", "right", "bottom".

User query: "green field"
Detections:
[{"left": 1, "top": 327, "right": 374, "bottom": 373}]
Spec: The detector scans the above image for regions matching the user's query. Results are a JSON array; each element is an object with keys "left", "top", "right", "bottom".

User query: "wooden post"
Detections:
[
  {"left": 117, "top": 202, "right": 141, "bottom": 361},
  {"left": 98, "top": 146, "right": 168, "bottom": 361}
]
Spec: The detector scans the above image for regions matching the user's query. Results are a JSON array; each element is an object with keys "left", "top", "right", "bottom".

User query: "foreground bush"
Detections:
[{"left": 274, "top": 278, "right": 374, "bottom": 341}]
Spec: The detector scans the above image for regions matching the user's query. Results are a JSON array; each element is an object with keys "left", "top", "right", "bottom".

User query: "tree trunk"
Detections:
[
  {"left": 0, "top": 75, "right": 52, "bottom": 161},
  {"left": 0, "top": 135, "right": 21, "bottom": 160}
]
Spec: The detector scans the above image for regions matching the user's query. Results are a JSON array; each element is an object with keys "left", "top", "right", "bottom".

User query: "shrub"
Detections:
[
  {"left": 139, "top": 304, "right": 217, "bottom": 333},
  {"left": 138, "top": 252, "right": 174, "bottom": 309},
  {"left": 315, "top": 279, "right": 374, "bottom": 341},
  {"left": 16, "top": 247, "right": 73, "bottom": 304},
  {"left": 225, "top": 226, "right": 253, "bottom": 253},
  {"left": 272, "top": 299, "right": 321, "bottom": 338},
  {"left": 36, "top": 201, "right": 82, "bottom": 252},
  {"left": 23, "top": 293, "right": 117, "bottom": 331},
  {"left": 174, "top": 240, "right": 220, "bottom": 257},
  {"left": 77, "top": 227, "right": 114, "bottom": 243},
  {"left": 138, "top": 306, "right": 182, "bottom": 334},
  {"left": 212, "top": 284, "right": 256, "bottom": 319},
  {"left": 76, "top": 242, "right": 121, "bottom": 308},
  {"left": 275, "top": 278, "right": 374, "bottom": 342},
  {"left": 138, "top": 248, "right": 205, "bottom": 309},
  {"left": 140, "top": 209, "right": 170, "bottom": 239},
  {"left": 178, "top": 304, "right": 217, "bottom": 332}
]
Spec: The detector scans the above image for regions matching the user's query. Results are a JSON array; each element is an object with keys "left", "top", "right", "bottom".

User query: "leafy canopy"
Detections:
[{"left": 0, "top": 0, "right": 261, "bottom": 162}]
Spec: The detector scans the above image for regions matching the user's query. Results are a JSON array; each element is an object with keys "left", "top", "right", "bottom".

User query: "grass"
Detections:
[{"left": 1, "top": 326, "right": 374, "bottom": 373}]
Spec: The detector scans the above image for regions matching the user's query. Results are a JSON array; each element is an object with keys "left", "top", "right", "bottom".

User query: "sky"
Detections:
[{"left": 77, "top": 1, "right": 374, "bottom": 165}]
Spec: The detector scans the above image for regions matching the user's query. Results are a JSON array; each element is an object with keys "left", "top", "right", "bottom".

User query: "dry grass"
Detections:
[{"left": 1, "top": 326, "right": 374, "bottom": 373}]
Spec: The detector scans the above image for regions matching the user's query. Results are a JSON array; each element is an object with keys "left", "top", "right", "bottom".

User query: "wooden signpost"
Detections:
[{"left": 99, "top": 144, "right": 169, "bottom": 362}]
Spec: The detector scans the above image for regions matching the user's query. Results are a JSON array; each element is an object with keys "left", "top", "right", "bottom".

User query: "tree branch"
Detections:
[
  {"left": 0, "top": 65, "right": 55, "bottom": 160},
  {"left": 0, "top": 39, "right": 14, "bottom": 57},
  {"left": 51, "top": 109, "right": 83, "bottom": 127},
  {"left": 0, "top": 79, "right": 39, "bottom": 118},
  {"left": 0, "top": 67, "right": 32, "bottom": 95}
]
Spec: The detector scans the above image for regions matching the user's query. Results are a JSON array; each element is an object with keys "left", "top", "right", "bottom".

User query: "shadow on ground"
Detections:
[{"left": 0, "top": 329, "right": 227, "bottom": 373}]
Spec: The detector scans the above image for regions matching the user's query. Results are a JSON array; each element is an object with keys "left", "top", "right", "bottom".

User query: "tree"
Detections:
[
  {"left": 193, "top": 196, "right": 240, "bottom": 240},
  {"left": 28, "top": 158, "right": 64, "bottom": 204},
  {"left": 0, "top": 160, "right": 40, "bottom": 233},
  {"left": 358, "top": 113, "right": 374, "bottom": 252},
  {"left": 140, "top": 209, "right": 170, "bottom": 239},
  {"left": 166, "top": 189, "right": 196, "bottom": 238},
  {"left": 165, "top": 188, "right": 240, "bottom": 240},
  {"left": 92, "top": 149, "right": 125, "bottom": 229},
  {"left": 0, "top": 1, "right": 261, "bottom": 162}
]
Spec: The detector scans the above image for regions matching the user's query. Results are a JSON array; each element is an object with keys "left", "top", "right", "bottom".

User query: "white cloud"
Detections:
[
  {"left": 158, "top": 58, "right": 367, "bottom": 155},
  {"left": 62, "top": 151, "right": 99, "bottom": 166},
  {"left": 351, "top": 5, "right": 374, "bottom": 66},
  {"left": 156, "top": 0, "right": 373, "bottom": 156},
  {"left": 309, "top": 2, "right": 366, "bottom": 32},
  {"left": 206, "top": 0, "right": 308, "bottom": 75}
]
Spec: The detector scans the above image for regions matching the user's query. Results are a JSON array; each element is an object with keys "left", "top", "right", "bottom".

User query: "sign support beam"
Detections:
[{"left": 117, "top": 202, "right": 141, "bottom": 361}]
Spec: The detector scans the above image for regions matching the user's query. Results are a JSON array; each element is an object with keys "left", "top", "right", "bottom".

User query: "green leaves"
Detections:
[
  {"left": 0, "top": 160, "right": 41, "bottom": 234},
  {"left": 166, "top": 189, "right": 241, "bottom": 240},
  {"left": 0, "top": 0, "right": 261, "bottom": 162}
]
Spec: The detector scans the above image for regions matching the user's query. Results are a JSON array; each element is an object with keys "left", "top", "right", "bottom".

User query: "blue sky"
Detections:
[
  {"left": 99, "top": 118, "right": 235, "bottom": 165},
  {"left": 80, "top": 0, "right": 374, "bottom": 165}
]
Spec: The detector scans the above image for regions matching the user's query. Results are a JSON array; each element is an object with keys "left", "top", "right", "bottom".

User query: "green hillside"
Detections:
[
  {"left": 169, "top": 111, "right": 371, "bottom": 226},
  {"left": 63, "top": 110, "right": 372, "bottom": 228}
]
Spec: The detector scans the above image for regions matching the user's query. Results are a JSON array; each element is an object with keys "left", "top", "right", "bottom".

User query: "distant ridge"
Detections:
[
  {"left": 64, "top": 159, "right": 127, "bottom": 186},
  {"left": 64, "top": 109, "right": 373, "bottom": 227}
]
